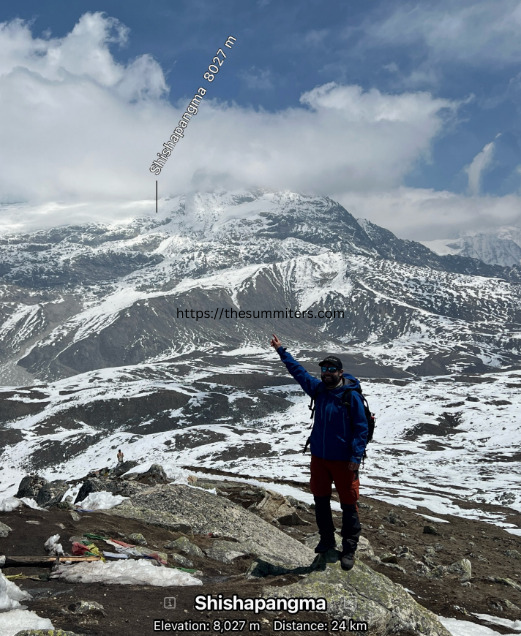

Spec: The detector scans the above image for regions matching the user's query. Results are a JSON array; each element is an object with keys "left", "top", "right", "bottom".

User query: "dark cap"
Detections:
[{"left": 318, "top": 355, "right": 343, "bottom": 370}]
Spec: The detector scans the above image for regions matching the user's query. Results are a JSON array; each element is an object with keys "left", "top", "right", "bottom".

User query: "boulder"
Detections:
[
  {"left": 423, "top": 525, "right": 439, "bottom": 535},
  {"left": 128, "top": 533, "right": 147, "bottom": 546},
  {"left": 205, "top": 540, "right": 250, "bottom": 564},
  {"left": 505, "top": 549, "right": 521, "bottom": 560},
  {"left": 251, "top": 490, "right": 307, "bottom": 526},
  {"left": 16, "top": 475, "right": 48, "bottom": 500},
  {"left": 385, "top": 512, "right": 407, "bottom": 527},
  {"left": 66, "top": 600, "right": 106, "bottom": 617},
  {"left": 112, "top": 460, "right": 139, "bottom": 477},
  {"left": 170, "top": 536, "right": 204, "bottom": 559},
  {"left": 486, "top": 577, "right": 521, "bottom": 592},
  {"left": 36, "top": 480, "right": 68, "bottom": 507},
  {"left": 447, "top": 558, "right": 472, "bottom": 583},
  {"left": 170, "top": 553, "right": 194, "bottom": 568},
  {"left": 264, "top": 560, "right": 451, "bottom": 636},
  {"left": 357, "top": 536, "right": 376, "bottom": 560},
  {"left": 431, "top": 558, "right": 472, "bottom": 583},
  {"left": 0, "top": 521, "right": 12, "bottom": 538},
  {"left": 104, "top": 483, "right": 315, "bottom": 569},
  {"left": 74, "top": 478, "right": 105, "bottom": 504},
  {"left": 136, "top": 463, "right": 168, "bottom": 485}
]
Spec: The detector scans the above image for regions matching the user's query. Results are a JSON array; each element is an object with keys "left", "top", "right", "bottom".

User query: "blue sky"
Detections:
[{"left": 1, "top": 0, "right": 520, "bottom": 239}]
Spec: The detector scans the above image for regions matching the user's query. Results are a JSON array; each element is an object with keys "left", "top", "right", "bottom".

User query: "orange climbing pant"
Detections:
[{"left": 309, "top": 455, "right": 360, "bottom": 505}]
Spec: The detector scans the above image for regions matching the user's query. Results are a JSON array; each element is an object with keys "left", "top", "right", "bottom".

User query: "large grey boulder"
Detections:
[
  {"left": 264, "top": 560, "right": 451, "bottom": 636},
  {"left": 170, "top": 536, "right": 204, "bottom": 559},
  {"left": 16, "top": 475, "right": 48, "bottom": 499},
  {"left": 112, "top": 459, "right": 139, "bottom": 477},
  {"left": 75, "top": 477, "right": 106, "bottom": 503},
  {"left": 252, "top": 489, "right": 307, "bottom": 526},
  {"left": 105, "top": 483, "right": 314, "bottom": 569},
  {"left": 36, "top": 480, "right": 68, "bottom": 507},
  {"left": 205, "top": 540, "right": 250, "bottom": 563},
  {"left": 135, "top": 463, "right": 168, "bottom": 485}
]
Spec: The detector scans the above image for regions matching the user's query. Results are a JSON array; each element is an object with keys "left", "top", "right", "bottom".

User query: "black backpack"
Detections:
[{"left": 304, "top": 382, "right": 376, "bottom": 462}]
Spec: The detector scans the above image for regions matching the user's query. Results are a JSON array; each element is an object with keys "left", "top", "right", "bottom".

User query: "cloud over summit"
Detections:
[
  {"left": 0, "top": 7, "right": 520, "bottom": 240},
  {"left": 0, "top": 13, "right": 455, "bottom": 203}
]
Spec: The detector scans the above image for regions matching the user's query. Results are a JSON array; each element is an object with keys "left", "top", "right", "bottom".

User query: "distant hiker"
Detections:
[
  {"left": 270, "top": 334, "right": 368, "bottom": 571},
  {"left": 117, "top": 449, "right": 124, "bottom": 464}
]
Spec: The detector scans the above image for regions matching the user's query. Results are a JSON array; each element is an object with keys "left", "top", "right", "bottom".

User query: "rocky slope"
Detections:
[{"left": 1, "top": 465, "right": 520, "bottom": 635}]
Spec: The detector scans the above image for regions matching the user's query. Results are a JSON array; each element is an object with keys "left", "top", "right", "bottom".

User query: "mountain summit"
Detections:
[{"left": 0, "top": 189, "right": 519, "bottom": 384}]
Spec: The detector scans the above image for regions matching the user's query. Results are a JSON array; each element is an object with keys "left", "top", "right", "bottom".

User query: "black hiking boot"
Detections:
[
  {"left": 340, "top": 503, "right": 361, "bottom": 571},
  {"left": 313, "top": 495, "right": 336, "bottom": 553},
  {"left": 340, "top": 551, "right": 355, "bottom": 571}
]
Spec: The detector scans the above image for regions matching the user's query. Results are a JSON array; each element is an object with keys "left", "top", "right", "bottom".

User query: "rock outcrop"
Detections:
[
  {"left": 104, "top": 482, "right": 315, "bottom": 569},
  {"left": 265, "top": 560, "right": 451, "bottom": 636},
  {"left": 6, "top": 468, "right": 464, "bottom": 636}
]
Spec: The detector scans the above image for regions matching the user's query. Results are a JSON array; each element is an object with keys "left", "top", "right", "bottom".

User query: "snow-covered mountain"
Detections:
[
  {"left": 422, "top": 226, "right": 521, "bottom": 267},
  {"left": 1, "top": 190, "right": 519, "bottom": 385},
  {"left": 1, "top": 190, "right": 520, "bottom": 530}
]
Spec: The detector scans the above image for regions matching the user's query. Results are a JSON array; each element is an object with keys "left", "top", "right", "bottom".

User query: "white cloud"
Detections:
[
  {"left": 0, "top": 15, "right": 456, "bottom": 210},
  {"left": 338, "top": 187, "right": 521, "bottom": 241},
  {"left": 1, "top": 12, "right": 518, "bottom": 242},
  {"left": 239, "top": 67, "right": 274, "bottom": 90},
  {"left": 465, "top": 139, "right": 497, "bottom": 196},
  {"left": 363, "top": 1, "right": 521, "bottom": 67},
  {"left": 302, "top": 29, "right": 330, "bottom": 47},
  {"left": 0, "top": 12, "right": 169, "bottom": 207},
  {"left": 0, "top": 13, "right": 130, "bottom": 85}
]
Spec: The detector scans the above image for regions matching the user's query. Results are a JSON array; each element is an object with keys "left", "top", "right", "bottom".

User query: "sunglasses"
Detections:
[{"left": 321, "top": 366, "right": 340, "bottom": 373}]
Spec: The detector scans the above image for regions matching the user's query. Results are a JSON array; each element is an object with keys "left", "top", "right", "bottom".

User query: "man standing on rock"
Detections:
[{"left": 270, "top": 334, "right": 368, "bottom": 570}]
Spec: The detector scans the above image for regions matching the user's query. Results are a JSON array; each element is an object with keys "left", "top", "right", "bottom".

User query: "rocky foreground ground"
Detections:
[{"left": 1, "top": 463, "right": 520, "bottom": 636}]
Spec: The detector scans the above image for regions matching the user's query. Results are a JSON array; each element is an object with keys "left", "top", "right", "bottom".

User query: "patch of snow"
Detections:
[
  {"left": 473, "top": 614, "right": 521, "bottom": 631},
  {"left": 0, "top": 497, "right": 45, "bottom": 512},
  {"left": 0, "top": 572, "right": 54, "bottom": 634},
  {"left": 44, "top": 534, "right": 64, "bottom": 556},
  {"left": 0, "top": 498, "right": 21, "bottom": 512},
  {"left": 0, "top": 573, "right": 31, "bottom": 612},
  {"left": 19, "top": 498, "right": 46, "bottom": 510},
  {"left": 0, "top": 609, "right": 54, "bottom": 635},
  {"left": 76, "top": 491, "right": 128, "bottom": 510},
  {"left": 416, "top": 514, "right": 450, "bottom": 524},
  {"left": 51, "top": 559, "right": 202, "bottom": 586},
  {"left": 440, "top": 615, "right": 521, "bottom": 635}
]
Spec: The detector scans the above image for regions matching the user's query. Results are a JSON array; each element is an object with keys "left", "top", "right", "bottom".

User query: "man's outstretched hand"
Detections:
[{"left": 270, "top": 334, "right": 282, "bottom": 350}]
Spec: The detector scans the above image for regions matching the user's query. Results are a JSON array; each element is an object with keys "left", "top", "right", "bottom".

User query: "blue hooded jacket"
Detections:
[{"left": 277, "top": 346, "right": 368, "bottom": 462}]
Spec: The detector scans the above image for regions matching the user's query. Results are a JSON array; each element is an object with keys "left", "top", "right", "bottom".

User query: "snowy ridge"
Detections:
[{"left": 422, "top": 226, "right": 521, "bottom": 267}]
